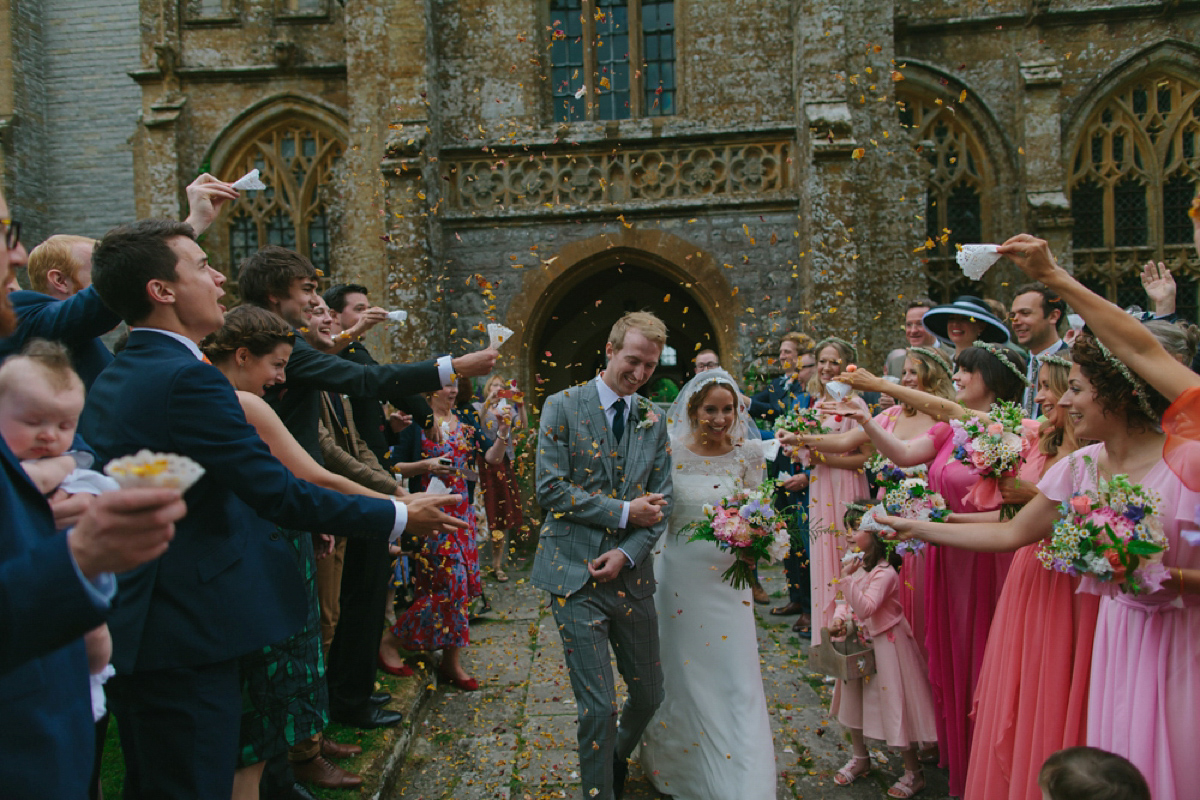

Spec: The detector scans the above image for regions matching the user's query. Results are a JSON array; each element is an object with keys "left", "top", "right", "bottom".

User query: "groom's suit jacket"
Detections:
[{"left": 532, "top": 380, "right": 672, "bottom": 599}]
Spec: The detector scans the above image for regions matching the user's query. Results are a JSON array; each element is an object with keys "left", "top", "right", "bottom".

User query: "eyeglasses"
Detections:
[{"left": 1, "top": 218, "right": 20, "bottom": 250}]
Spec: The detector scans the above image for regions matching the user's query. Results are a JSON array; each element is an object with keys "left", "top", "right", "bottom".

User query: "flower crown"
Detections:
[
  {"left": 972, "top": 341, "right": 1030, "bottom": 386},
  {"left": 819, "top": 335, "right": 859, "bottom": 364},
  {"left": 910, "top": 346, "right": 954, "bottom": 377},
  {"left": 1036, "top": 353, "right": 1073, "bottom": 370},
  {"left": 1091, "top": 338, "right": 1158, "bottom": 419}
]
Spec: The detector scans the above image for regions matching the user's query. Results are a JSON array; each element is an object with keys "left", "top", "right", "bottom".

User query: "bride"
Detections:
[{"left": 638, "top": 369, "right": 777, "bottom": 799}]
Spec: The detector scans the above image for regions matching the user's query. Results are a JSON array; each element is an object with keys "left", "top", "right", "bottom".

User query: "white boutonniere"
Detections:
[{"left": 636, "top": 397, "right": 660, "bottom": 430}]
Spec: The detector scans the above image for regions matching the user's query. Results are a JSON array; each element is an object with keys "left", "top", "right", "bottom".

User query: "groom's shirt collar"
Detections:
[{"left": 595, "top": 375, "right": 634, "bottom": 422}]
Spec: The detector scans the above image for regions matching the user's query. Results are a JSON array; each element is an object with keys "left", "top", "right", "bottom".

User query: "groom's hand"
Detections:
[
  {"left": 628, "top": 493, "right": 667, "bottom": 527},
  {"left": 588, "top": 549, "right": 627, "bottom": 582}
]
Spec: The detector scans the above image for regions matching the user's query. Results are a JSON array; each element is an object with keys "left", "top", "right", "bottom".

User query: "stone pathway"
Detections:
[{"left": 389, "top": 560, "right": 952, "bottom": 799}]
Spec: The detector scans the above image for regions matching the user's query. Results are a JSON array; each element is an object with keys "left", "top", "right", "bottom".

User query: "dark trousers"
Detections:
[
  {"left": 326, "top": 535, "right": 390, "bottom": 717},
  {"left": 783, "top": 536, "right": 812, "bottom": 610},
  {"left": 108, "top": 660, "right": 241, "bottom": 800}
]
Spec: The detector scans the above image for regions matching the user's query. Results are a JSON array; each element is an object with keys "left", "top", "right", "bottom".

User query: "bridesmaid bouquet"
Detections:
[
  {"left": 774, "top": 407, "right": 828, "bottom": 467},
  {"left": 865, "top": 452, "right": 927, "bottom": 493},
  {"left": 687, "top": 479, "right": 791, "bottom": 590},
  {"left": 1037, "top": 468, "right": 1169, "bottom": 595},
  {"left": 868, "top": 478, "right": 950, "bottom": 557},
  {"left": 949, "top": 400, "right": 1027, "bottom": 518}
]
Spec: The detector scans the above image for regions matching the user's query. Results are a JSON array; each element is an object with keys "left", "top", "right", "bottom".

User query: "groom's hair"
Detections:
[{"left": 608, "top": 311, "right": 667, "bottom": 350}]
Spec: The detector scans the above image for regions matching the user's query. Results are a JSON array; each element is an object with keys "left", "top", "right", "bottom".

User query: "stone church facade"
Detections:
[{"left": 2, "top": 0, "right": 1199, "bottom": 398}]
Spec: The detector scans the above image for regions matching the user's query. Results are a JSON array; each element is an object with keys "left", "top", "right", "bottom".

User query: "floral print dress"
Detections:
[{"left": 390, "top": 416, "right": 482, "bottom": 651}]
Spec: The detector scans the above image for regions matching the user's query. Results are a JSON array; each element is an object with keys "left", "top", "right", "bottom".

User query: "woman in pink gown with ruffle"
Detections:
[
  {"left": 826, "top": 343, "right": 1029, "bottom": 796},
  {"left": 804, "top": 338, "right": 870, "bottom": 647},
  {"left": 963, "top": 356, "right": 1099, "bottom": 800}
]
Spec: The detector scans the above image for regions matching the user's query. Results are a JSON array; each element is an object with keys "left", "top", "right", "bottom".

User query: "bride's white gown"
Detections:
[{"left": 638, "top": 439, "right": 777, "bottom": 800}]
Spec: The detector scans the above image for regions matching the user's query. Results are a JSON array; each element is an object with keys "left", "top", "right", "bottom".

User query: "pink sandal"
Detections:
[
  {"left": 833, "top": 755, "right": 871, "bottom": 786},
  {"left": 887, "top": 769, "right": 925, "bottom": 798}
]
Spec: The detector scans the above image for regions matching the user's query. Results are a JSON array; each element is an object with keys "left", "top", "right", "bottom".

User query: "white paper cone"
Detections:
[
  {"left": 231, "top": 168, "right": 267, "bottom": 191},
  {"left": 387, "top": 310, "right": 408, "bottom": 323},
  {"left": 103, "top": 449, "right": 206, "bottom": 492},
  {"left": 842, "top": 549, "right": 864, "bottom": 564},
  {"left": 859, "top": 504, "right": 896, "bottom": 535},
  {"left": 487, "top": 323, "right": 514, "bottom": 349},
  {"left": 760, "top": 438, "right": 781, "bottom": 462},
  {"left": 826, "top": 380, "right": 852, "bottom": 401},
  {"left": 425, "top": 477, "right": 451, "bottom": 495},
  {"left": 955, "top": 244, "right": 1002, "bottom": 280}
]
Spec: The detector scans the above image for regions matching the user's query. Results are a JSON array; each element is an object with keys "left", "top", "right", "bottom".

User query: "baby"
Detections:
[{"left": 0, "top": 339, "right": 119, "bottom": 718}]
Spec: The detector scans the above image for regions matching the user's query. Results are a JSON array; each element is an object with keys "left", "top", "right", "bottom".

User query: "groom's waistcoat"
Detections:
[{"left": 532, "top": 380, "right": 673, "bottom": 598}]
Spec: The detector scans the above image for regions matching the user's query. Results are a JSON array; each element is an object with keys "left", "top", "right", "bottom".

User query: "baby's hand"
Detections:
[{"left": 20, "top": 454, "right": 76, "bottom": 495}]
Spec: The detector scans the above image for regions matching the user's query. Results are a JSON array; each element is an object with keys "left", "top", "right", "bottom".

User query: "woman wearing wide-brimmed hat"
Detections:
[{"left": 922, "top": 295, "right": 1011, "bottom": 360}]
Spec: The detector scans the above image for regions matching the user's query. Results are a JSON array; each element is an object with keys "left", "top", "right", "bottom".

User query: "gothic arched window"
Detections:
[
  {"left": 219, "top": 121, "right": 344, "bottom": 278},
  {"left": 897, "top": 90, "right": 995, "bottom": 303},
  {"left": 1068, "top": 73, "right": 1200, "bottom": 319},
  {"left": 549, "top": 0, "right": 676, "bottom": 122}
]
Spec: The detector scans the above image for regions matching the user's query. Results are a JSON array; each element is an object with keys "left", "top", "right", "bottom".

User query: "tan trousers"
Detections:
[{"left": 315, "top": 537, "right": 348, "bottom": 656}]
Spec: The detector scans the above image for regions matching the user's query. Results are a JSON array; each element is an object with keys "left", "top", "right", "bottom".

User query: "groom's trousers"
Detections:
[{"left": 551, "top": 577, "right": 664, "bottom": 800}]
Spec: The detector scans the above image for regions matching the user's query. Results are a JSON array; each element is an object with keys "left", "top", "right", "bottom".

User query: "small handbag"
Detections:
[{"left": 809, "top": 620, "right": 877, "bottom": 681}]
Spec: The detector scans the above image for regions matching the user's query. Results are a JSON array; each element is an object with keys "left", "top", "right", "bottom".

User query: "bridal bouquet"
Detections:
[
  {"left": 1037, "top": 467, "right": 1169, "bottom": 595},
  {"left": 865, "top": 452, "right": 927, "bottom": 493},
  {"left": 774, "top": 407, "right": 827, "bottom": 467},
  {"left": 686, "top": 479, "right": 790, "bottom": 590},
  {"left": 949, "top": 400, "right": 1027, "bottom": 518}
]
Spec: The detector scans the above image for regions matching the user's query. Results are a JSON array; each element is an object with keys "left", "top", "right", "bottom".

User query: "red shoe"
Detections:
[
  {"left": 438, "top": 671, "right": 479, "bottom": 691},
  {"left": 377, "top": 653, "right": 414, "bottom": 677}
]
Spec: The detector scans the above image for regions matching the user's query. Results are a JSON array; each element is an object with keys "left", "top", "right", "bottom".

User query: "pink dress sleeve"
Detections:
[
  {"left": 842, "top": 565, "right": 897, "bottom": 621},
  {"left": 1036, "top": 442, "right": 1104, "bottom": 503}
]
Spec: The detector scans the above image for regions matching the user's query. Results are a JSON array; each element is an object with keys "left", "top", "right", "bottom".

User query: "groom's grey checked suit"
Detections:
[{"left": 533, "top": 378, "right": 673, "bottom": 800}]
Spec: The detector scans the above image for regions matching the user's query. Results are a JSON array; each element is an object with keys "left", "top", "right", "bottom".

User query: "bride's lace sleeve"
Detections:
[{"left": 739, "top": 437, "right": 766, "bottom": 491}]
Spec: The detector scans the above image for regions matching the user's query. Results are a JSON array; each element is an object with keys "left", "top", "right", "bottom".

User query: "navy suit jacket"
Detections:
[
  {"left": 749, "top": 374, "right": 807, "bottom": 427},
  {"left": 0, "top": 437, "right": 105, "bottom": 797},
  {"left": 79, "top": 330, "right": 399, "bottom": 673},
  {"left": 3, "top": 288, "right": 118, "bottom": 387},
  {"left": 266, "top": 333, "right": 440, "bottom": 462}
]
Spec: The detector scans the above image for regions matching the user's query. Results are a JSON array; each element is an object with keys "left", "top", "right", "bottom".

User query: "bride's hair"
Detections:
[{"left": 686, "top": 378, "right": 738, "bottom": 438}]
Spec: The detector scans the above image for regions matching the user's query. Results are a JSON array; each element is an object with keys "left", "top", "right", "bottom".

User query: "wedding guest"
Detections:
[
  {"left": 380, "top": 377, "right": 503, "bottom": 689},
  {"left": 885, "top": 298, "right": 951, "bottom": 377},
  {"left": 921, "top": 295, "right": 1010, "bottom": 362},
  {"left": 804, "top": 336, "right": 871, "bottom": 646},
  {"left": 751, "top": 332, "right": 816, "bottom": 626},
  {"left": 1009, "top": 283, "right": 1067, "bottom": 416},
  {"left": 478, "top": 375, "right": 527, "bottom": 582},
  {"left": 830, "top": 502, "right": 938, "bottom": 798},
  {"left": 693, "top": 348, "right": 720, "bottom": 373},
  {"left": 1039, "top": 747, "right": 1151, "bottom": 800}
]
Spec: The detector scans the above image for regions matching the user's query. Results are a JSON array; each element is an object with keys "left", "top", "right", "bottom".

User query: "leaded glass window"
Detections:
[
  {"left": 1068, "top": 73, "right": 1200, "bottom": 318},
  {"left": 549, "top": 0, "right": 676, "bottom": 122}
]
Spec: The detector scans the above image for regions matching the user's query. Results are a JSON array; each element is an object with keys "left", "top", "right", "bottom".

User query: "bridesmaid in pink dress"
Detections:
[
  {"left": 796, "top": 347, "right": 956, "bottom": 651},
  {"left": 831, "top": 343, "right": 1028, "bottom": 797},
  {"left": 805, "top": 338, "right": 870, "bottom": 647},
  {"left": 963, "top": 354, "right": 1099, "bottom": 800},
  {"left": 878, "top": 335, "right": 1200, "bottom": 800}
]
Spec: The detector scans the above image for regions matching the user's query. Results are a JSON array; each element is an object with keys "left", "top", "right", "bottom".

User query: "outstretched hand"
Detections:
[
  {"left": 452, "top": 348, "right": 499, "bottom": 378},
  {"left": 819, "top": 400, "right": 870, "bottom": 426},
  {"left": 404, "top": 492, "right": 468, "bottom": 537},
  {"left": 67, "top": 488, "right": 186, "bottom": 578},
  {"left": 1141, "top": 261, "right": 1176, "bottom": 315},
  {"left": 183, "top": 173, "right": 239, "bottom": 236},
  {"left": 996, "top": 234, "right": 1063, "bottom": 285},
  {"left": 873, "top": 513, "right": 917, "bottom": 540},
  {"left": 833, "top": 367, "right": 881, "bottom": 392}
]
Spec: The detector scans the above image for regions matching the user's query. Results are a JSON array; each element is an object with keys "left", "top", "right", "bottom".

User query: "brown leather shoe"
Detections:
[
  {"left": 320, "top": 737, "right": 363, "bottom": 760},
  {"left": 293, "top": 755, "right": 363, "bottom": 789},
  {"left": 751, "top": 583, "right": 770, "bottom": 605}
]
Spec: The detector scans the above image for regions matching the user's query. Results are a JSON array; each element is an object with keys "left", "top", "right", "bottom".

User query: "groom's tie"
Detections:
[{"left": 612, "top": 397, "right": 626, "bottom": 442}]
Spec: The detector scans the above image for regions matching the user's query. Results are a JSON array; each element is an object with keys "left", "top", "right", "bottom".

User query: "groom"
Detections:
[{"left": 533, "top": 311, "right": 673, "bottom": 800}]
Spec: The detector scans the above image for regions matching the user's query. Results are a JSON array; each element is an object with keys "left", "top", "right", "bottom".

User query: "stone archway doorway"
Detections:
[{"left": 527, "top": 259, "right": 723, "bottom": 404}]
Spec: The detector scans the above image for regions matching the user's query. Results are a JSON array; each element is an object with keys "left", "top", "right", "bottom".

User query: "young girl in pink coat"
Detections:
[{"left": 830, "top": 503, "right": 938, "bottom": 798}]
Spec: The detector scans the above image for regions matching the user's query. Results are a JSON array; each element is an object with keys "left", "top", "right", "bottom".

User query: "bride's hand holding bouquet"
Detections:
[{"left": 685, "top": 479, "right": 790, "bottom": 590}]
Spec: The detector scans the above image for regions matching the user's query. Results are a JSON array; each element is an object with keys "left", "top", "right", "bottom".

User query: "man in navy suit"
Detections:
[
  {"left": 749, "top": 332, "right": 816, "bottom": 631},
  {"left": 0, "top": 174, "right": 239, "bottom": 388},
  {"left": 78, "top": 219, "right": 464, "bottom": 799},
  {"left": 0, "top": 191, "right": 188, "bottom": 798}
]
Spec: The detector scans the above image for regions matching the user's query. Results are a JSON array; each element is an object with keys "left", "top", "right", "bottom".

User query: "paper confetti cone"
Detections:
[
  {"left": 104, "top": 450, "right": 206, "bottom": 492},
  {"left": 955, "top": 244, "right": 1002, "bottom": 280},
  {"left": 231, "top": 168, "right": 266, "bottom": 191},
  {"left": 487, "top": 323, "right": 514, "bottom": 349}
]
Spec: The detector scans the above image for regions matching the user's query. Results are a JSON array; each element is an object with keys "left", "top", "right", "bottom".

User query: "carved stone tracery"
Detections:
[{"left": 443, "top": 138, "right": 793, "bottom": 213}]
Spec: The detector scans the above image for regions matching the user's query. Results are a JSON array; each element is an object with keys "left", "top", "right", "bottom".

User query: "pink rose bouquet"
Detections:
[
  {"left": 949, "top": 399, "right": 1027, "bottom": 518},
  {"left": 686, "top": 479, "right": 790, "bottom": 590},
  {"left": 774, "top": 406, "right": 828, "bottom": 467}
]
